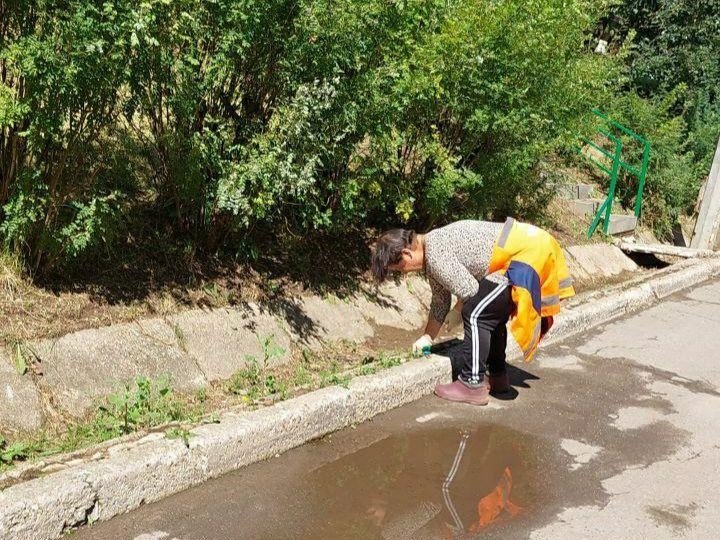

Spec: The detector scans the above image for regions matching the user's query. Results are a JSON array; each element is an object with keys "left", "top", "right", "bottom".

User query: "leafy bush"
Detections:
[
  {"left": 597, "top": 88, "right": 701, "bottom": 238},
  {"left": 596, "top": 0, "right": 720, "bottom": 237},
  {"left": 1, "top": 0, "right": 613, "bottom": 273},
  {"left": 0, "top": 1, "right": 134, "bottom": 271}
]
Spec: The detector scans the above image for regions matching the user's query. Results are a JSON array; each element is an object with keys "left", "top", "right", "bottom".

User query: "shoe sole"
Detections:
[{"left": 433, "top": 391, "right": 489, "bottom": 406}]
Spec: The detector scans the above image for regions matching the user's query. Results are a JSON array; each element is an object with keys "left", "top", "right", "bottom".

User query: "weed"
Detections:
[
  {"left": 339, "top": 338, "right": 358, "bottom": 354},
  {"left": 0, "top": 375, "right": 204, "bottom": 470},
  {"left": 289, "top": 365, "right": 312, "bottom": 388},
  {"left": 98, "top": 375, "right": 188, "bottom": 434},
  {"left": 195, "top": 387, "right": 208, "bottom": 403},
  {"left": 227, "top": 356, "right": 262, "bottom": 397},
  {"left": 12, "top": 342, "right": 28, "bottom": 375},
  {"left": 0, "top": 251, "right": 24, "bottom": 298},
  {"left": 301, "top": 348, "right": 317, "bottom": 365},
  {"left": 318, "top": 370, "right": 351, "bottom": 389},
  {"left": 201, "top": 282, "right": 230, "bottom": 307},
  {"left": 358, "top": 365, "right": 377, "bottom": 376},
  {"left": 259, "top": 334, "right": 285, "bottom": 364},
  {"left": 226, "top": 335, "right": 286, "bottom": 400},
  {"left": 172, "top": 324, "right": 188, "bottom": 352},
  {"left": 165, "top": 427, "right": 194, "bottom": 448},
  {"left": 360, "top": 352, "right": 405, "bottom": 370},
  {"left": 378, "top": 355, "right": 404, "bottom": 369},
  {"left": 0, "top": 435, "right": 31, "bottom": 467}
]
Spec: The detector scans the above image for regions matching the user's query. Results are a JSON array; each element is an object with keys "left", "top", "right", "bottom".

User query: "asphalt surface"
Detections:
[{"left": 72, "top": 279, "right": 720, "bottom": 540}]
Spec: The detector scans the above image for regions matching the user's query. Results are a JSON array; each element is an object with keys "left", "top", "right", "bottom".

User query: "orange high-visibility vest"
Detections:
[{"left": 488, "top": 218, "right": 575, "bottom": 361}]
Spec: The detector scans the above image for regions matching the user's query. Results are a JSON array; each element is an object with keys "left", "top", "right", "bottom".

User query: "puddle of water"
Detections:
[{"left": 245, "top": 425, "right": 538, "bottom": 540}]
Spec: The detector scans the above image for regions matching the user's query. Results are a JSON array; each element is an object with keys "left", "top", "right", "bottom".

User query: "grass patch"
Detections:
[
  {"left": 225, "top": 343, "right": 411, "bottom": 406},
  {"left": 0, "top": 342, "right": 412, "bottom": 473},
  {"left": 0, "top": 375, "right": 204, "bottom": 473},
  {"left": 0, "top": 252, "right": 24, "bottom": 298}
]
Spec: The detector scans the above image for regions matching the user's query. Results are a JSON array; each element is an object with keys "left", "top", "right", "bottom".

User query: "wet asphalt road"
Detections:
[{"left": 72, "top": 279, "right": 720, "bottom": 540}]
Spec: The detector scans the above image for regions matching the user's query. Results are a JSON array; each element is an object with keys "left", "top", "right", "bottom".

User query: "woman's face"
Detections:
[{"left": 387, "top": 248, "right": 417, "bottom": 274}]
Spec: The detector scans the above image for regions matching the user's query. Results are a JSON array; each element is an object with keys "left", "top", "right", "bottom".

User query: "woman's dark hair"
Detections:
[{"left": 371, "top": 228, "right": 415, "bottom": 283}]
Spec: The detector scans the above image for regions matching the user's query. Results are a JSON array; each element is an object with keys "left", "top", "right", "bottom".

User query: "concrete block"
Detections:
[
  {"left": 344, "top": 356, "right": 450, "bottom": 424},
  {"left": 189, "top": 355, "right": 448, "bottom": 479},
  {"left": 0, "top": 350, "right": 44, "bottom": 434},
  {"left": 607, "top": 214, "right": 637, "bottom": 235},
  {"left": 649, "top": 260, "right": 718, "bottom": 299},
  {"left": 290, "top": 295, "right": 374, "bottom": 345},
  {"left": 354, "top": 279, "right": 426, "bottom": 330},
  {"left": 192, "top": 387, "right": 353, "bottom": 477},
  {"left": 569, "top": 199, "right": 603, "bottom": 217},
  {"left": 0, "top": 468, "right": 96, "bottom": 540},
  {"left": 565, "top": 244, "right": 638, "bottom": 279},
  {"left": 549, "top": 283, "right": 656, "bottom": 344},
  {"left": 577, "top": 184, "right": 594, "bottom": 199},
  {"left": 555, "top": 183, "right": 594, "bottom": 200},
  {"left": 87, "top": 434, "right": 206, "bottom": 520},
  {"left": 168, "top": 306, "right": 292, "bottom": 381},
  {"left": 33, "top": 319, "right": 207, "bottom": 417}
]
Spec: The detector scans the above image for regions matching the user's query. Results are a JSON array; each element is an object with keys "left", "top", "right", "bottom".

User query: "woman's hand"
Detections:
[{"left": 412, "top": 334, "right": 433, "bottom": 357}]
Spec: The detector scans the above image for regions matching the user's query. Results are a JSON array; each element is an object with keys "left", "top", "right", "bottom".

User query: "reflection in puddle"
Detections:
[{"left": 255, "top": 425, "right": 535, "bottom": 540}]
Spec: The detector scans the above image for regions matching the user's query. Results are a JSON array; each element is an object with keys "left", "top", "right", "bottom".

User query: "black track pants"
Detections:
[{"left": 458, "top": 278, "right": 515, "bottom": 387}]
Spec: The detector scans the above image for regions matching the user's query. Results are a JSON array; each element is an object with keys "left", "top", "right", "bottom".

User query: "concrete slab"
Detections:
[
  {"left": 354, "top": 280, "right": 426, "bottom": 330},
  {"left": 555, "top": 183, "right": 594, "bottom": 200},
  {"left": 607, "top": 213, "right": 637, "bottom": 235},
  {"left": 33, "top": 319, "right": 207, "bottom": 416},
  {"left": 618, "top": 241, "right": 715, "bottom": 259},
  {"left": 562, "top": 248, "right": 592, "bottom": 284},
  {"left": 569, "top": 198, "right": 603, "bottom": 217},
  {"left": 691, "top": 136, "right": 720, "bottom": 249},
  {"left": 168, "top": 306, "right": 292, "bottom": 381},
  {"left": 291, "top": 295, "right": 374, "bottom": 345},
  {"left": 565, "top": 244, "right": 638, "bottom": 279},
  {"left": 0, "top": 350, "right": 44, "bottom": 434}
]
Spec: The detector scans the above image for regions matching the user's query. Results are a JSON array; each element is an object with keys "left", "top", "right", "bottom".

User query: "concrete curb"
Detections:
[{"left": 2, "top": 257, "right": 720, "bottom": 540}]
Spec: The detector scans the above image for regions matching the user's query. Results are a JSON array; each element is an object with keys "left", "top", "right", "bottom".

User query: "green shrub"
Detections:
[
  {"left": 0, "top": 1, "right": 135, "bottom": 271},
  {"left": 1, "top": 0, "right": 614, "bottom": 272},
  {"left": 600, "top": 88, "right": 704, "bottom": 238},
  {"left": 596, "top": 0, "right": 720, "bottom": 238}
]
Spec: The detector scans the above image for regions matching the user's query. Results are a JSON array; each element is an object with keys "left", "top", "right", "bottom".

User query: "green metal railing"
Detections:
[{"left": 576, "top": 109, "right": 651, "bottom": 237}]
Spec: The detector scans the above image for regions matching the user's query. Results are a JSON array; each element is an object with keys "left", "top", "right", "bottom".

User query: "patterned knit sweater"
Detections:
[{"left": 424, "top": 220, "right": 507, "bottom": 323}]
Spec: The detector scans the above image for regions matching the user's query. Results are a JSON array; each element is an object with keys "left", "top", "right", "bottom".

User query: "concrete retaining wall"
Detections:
[
  {"left": 1, "top": 255, "right": 720, "bottom": 540},
  {"left": 0, "top": 243, "right": 697, "bottom": 431}
]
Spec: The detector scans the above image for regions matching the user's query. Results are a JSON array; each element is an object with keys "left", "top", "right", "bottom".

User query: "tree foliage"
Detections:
[
  {"left": 1, "top": 0, "right": 614, "bottom": 271},
  {"left": 598, "top": 0, "right": 720, "bottom": 236}
]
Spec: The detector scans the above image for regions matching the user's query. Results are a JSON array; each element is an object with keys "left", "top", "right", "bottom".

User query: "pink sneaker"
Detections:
[{"left": 434, "top": 380, "right": 490, "bottom": 406}]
